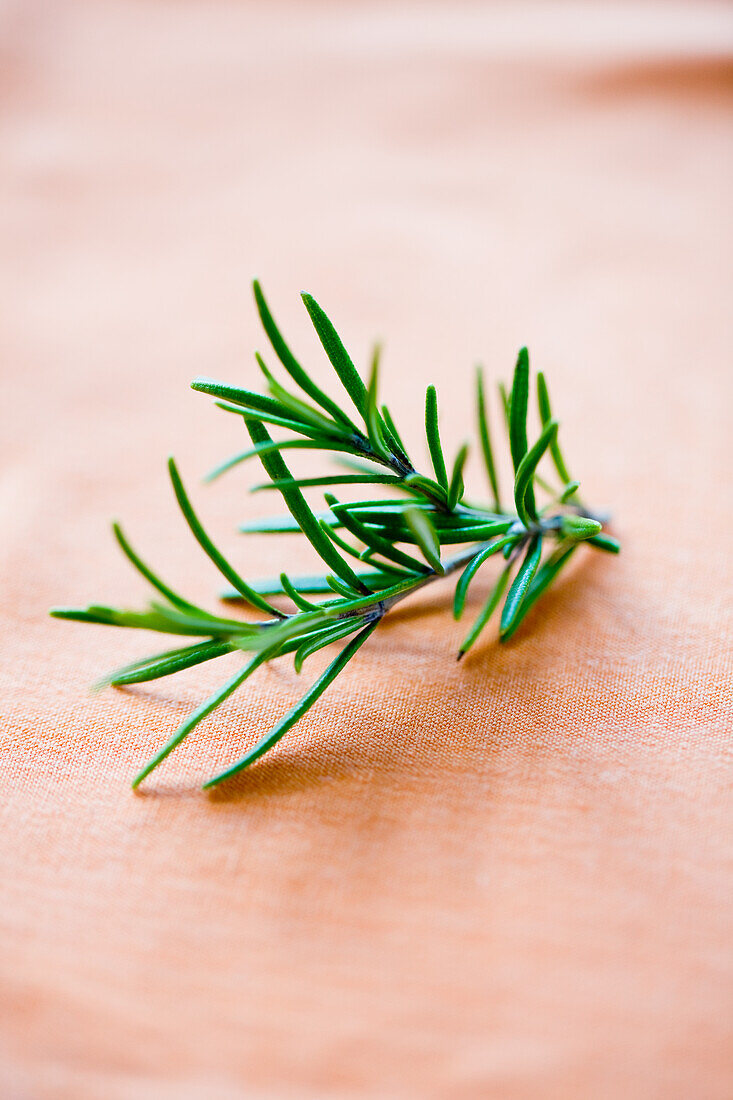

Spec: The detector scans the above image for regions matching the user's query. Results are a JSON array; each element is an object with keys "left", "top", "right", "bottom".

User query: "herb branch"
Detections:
[{"left": 51, "top": 283, "right": 619, "bottom": 790}]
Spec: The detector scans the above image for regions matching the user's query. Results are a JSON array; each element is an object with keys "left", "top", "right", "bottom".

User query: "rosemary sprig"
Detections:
[{"left": 51, "top": 283, "right": 619, "bottom": 789}]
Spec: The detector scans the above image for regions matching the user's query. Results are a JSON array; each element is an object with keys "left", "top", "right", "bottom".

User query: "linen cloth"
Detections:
[{"left": 1, "top": 2, "right": 732, "bottom": 1097}]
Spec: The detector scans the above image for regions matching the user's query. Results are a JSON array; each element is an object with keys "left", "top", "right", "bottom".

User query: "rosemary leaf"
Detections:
[
  {"left": 328, "top": 497, "right": 431, "bottom": 574},
  {"left": 509, "top": 347, "right": 530, "bottom": 471},
  {"left": 245, "top": 419, "right": 370, "bottom": 594},
  {"left": 293, "top": 617, "right": 365, "bottom": 674},
  {"left": 219, "top": 571, "right": 395, "bottom": 599},
  {"left": 499, "top": 534, "right": 543, "bottom": 637},
  {"left": 93, "top": 640, "right": 229, "bottom": 690},
  {"left": 404, "top": 506, "right": 444, "bottom": 574},
  {"left": 211, "top": 398, "right": 337, "bottom": 439},
  {"left": 586, "top": 532, "right": 621, "bottom": 554},
  {"left": 425, "top": 385, "right": 448, "bottom": 490},
  {"left": 251, "top": 473, "right": 401, "bottom": 492},
  {"left": 239, "top": 510, "right": 338, "bottom": 534},
  {"left": 108, "top": 640, "right": 233, "bottom": 687},
  {"left": 253, "top": 280, "right": 359, "bottom": 432},
  {"left": 447, "top": 443, "right": 469, "bottom": 511},
  {"left": 559, "top": 515, "right": 602, "bottom": 541},
  {"left": 380, "top": 403, "right": 411, "bottom": 465},
  {"left": 365, "top": 353, "right": 392, "bottom": 461},
  {"left": 513, "top": 419, "right": 558, "bottom": 526},
  {"left": 202, "top": 620, "right": 379, "bottom": 788},
  {"left": 301, "top": 293, "right": 369, "bottom": 420},
  {"left": 458, "top": 561, "right": 513, "bottom": 658},
  {"left": 279, "top": 573, "right": 323, "bottom": 612},
  {"left": 500, "top": 544, "right": 577, "bottom": 643},
  {"left": 112, "top": 523, "right": 207, "bottom": 617},
  {"left": 132, "top": 648, "right": 274, "bottom": 789},
  {"left": 168, "top": 458, "right": 284, "bottom": 618},
  {"left": 560, "top": 480, "right": 581, "bottom": 503},
  {"left": 476, "top": 366, "right": 501, "bottom": 510},
  {"left": 205, "top": 438, "right": 349, "bottom": 483},
  {"left": 453, "top": 535, "right": 515, "bottom": 621},
  {"left": 537, "top": 371, "right": 573, "bottom": 487}
]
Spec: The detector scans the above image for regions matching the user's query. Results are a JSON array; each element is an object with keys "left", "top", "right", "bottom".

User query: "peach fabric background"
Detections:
[{"left": 1, "top": 2, "right": 732, "bottom": 1097}]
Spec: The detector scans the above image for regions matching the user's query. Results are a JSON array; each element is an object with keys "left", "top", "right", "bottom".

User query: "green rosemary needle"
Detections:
[{"left": 51, "top": 283, "right": 619, "bottom": 790}]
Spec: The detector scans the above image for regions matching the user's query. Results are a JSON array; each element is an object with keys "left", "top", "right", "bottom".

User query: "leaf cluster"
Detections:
[{"left": 52, "top": 283, "right": 619, "bottom": 789}]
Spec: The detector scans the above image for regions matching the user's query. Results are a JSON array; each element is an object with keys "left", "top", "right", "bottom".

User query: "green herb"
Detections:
[{"left": 51, "top": 283, "right": 619, "bottom": 789}]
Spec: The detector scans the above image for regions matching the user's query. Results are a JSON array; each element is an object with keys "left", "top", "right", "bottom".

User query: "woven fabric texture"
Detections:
[{"left": 1, "top": 2, "right": 732, "bottom": 1097}]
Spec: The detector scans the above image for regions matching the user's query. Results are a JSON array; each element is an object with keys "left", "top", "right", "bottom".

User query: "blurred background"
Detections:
[{"left": 1, "top": 2, "right": 732, "bottom": 1098}]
